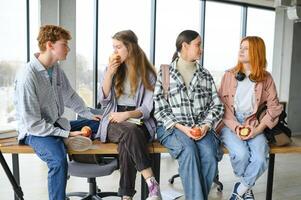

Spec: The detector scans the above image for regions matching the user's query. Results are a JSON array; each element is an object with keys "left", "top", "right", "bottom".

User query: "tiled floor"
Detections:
[{"left": 1, "top": 150, "right": 301, "bottom": 199}]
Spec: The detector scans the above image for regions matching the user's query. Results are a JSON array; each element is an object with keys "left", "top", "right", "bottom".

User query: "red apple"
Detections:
[
  {"left": 190, "top": 127, "right": 202, "bottom": 137},
  {"left": 81, "top": 126, "right": 92, "bottom": 137}
]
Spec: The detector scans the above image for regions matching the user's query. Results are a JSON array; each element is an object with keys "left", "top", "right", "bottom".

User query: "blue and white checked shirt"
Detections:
[
  {"left": 154, "top": 59, "right": 224, "bottom": 130},
  {"left": 14, "top": 54, "right": 94, "bottom": 140}
]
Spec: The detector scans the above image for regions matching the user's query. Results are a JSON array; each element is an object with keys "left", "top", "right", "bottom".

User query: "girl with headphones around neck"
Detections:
[{"left": 218, "top": 36, "right": 283, "bottom": 200}]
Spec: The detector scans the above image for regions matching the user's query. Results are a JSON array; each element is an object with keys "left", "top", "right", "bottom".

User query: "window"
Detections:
[
  {"left": 76, "top": 0, "right": 94, "bottom": 106},
  {"left": 98, "top": 0, "right": 151, "bottom": 73},
  {"left": 247, "top": 8, "right": 275, "bottom": 72},
  {"left": 30, "top": 0, "right": 40, "bottom": 55},
  {"left": 155, "top": 0, "right": 201, "bottom": 69},
  {"left": 0, "top": 1, "right": 28, "bottom": 131},
  {"left": 203, "top": 2, "right": 241, "bottom": 86}
]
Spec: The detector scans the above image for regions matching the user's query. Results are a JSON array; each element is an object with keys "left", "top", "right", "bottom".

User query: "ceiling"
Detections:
[{"left": 224, "top": 0, "right": 275, "bottom": 8}]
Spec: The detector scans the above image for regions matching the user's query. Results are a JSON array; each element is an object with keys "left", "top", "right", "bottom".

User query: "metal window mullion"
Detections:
[
  {"left": 200, "top": 0, "right": 206, "bottom": 66},
  {"left": 150, "top": 0, "right": 156, "bottom": 65},
  {"left": 93, "top": 0, "right": 99, "bottom": 108},
  {"left": 26, "top": 0, "right": 30, "bottom": 62},
  {"left": 241, "top": 6, "right": 247, "bottom": 38}
]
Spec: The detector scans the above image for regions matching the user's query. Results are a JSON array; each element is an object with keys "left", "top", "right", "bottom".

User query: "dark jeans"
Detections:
[
  {"left": 70, "top": 119, "right": 100, "bottom": 139},
  {"left": 107, "top": 106, "right": 151, "bottom": 197},
  {"left": 23, "top": 119, "right": 99, "bottom": 200}
]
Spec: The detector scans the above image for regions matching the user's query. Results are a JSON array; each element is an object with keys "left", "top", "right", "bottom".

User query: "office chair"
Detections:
[
  {"left": 66, "top": 157, "right": 119, "bottom": 200},
  {"left": 168, "top": 172, "right": 223, "bottom": 192},
  {"left": 66, "top": 107, "right": 119, "bottom": 200}
]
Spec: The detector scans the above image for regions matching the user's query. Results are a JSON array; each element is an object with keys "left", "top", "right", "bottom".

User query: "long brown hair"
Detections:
[
  {"left": 233, "top": 36, "right": 267, "bottom": 82},
  {"left": 112, "top": 30, "right": 157, "bottom": 98}
]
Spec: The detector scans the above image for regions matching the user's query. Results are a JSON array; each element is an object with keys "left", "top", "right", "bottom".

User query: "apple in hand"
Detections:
[
  {"left": 109, "top": 53, "right": 121, "bottom": 63},
  {"left": 81, "top": 126, "right": 92, "bottom": 137},
  {"left": 190, "top": 127, "right": 203, "bottom": 137},
  {"left": 239, "top": 127, "right": 251, "bottom": 137}
]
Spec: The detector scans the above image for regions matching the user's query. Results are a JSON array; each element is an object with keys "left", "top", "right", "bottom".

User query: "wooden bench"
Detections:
[
  {"left": 0, "top": 137, "right": 167, "bottom": 200},
  {"left": 1, "top": 136, "right": 301, "bottom": 200}
]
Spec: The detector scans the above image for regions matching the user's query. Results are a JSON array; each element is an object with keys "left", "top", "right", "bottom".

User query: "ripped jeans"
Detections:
[{"left": 156, "top": 126, "right": 220, "bottom": 200}]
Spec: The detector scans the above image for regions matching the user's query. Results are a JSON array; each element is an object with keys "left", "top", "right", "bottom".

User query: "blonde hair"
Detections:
[
  {"left": 37, "top": 25, "right": 71, "bottom": 51},
  {"left": 112, "top": 30, "right": 156, "bottom": 98},
  {"left": 233, "top": 36, "right": 267, "bottom": 82}
]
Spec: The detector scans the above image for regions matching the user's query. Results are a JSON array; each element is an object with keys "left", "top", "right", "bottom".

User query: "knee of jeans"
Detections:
[
  {"left": 252, "top": 154, "right": 268, "bottom": 169},
  {"left": 50, "top": 156, "right": 68, "bottom": 170},
  {"left": 181, "top": 145, "right": 198, "bottom": 160},
  {"left": 232, "top": 149, "right": 249, "bottom": 164}
]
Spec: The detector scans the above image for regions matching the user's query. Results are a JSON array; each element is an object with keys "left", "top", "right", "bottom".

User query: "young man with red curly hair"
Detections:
[{"left": 14, "top": 25, "right": 101, "bottom": 200}]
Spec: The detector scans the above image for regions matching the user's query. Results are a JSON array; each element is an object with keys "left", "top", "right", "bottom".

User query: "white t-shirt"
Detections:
[{"left": 234, "top": 73, "right": 255, "bottom": 114}]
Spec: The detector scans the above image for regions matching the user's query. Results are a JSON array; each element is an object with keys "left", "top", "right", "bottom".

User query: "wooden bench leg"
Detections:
[
  {"left": 0, "top": 151, "right": 24, "bottom": 200},
  {"left": 141, "top": 153, "right": 161, "bottom": 200},
  {"left": 266, "top": 153, "right": 275, "bottom": 200}
]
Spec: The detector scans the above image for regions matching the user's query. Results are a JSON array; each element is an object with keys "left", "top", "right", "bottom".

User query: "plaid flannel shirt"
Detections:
[{"left": 154, "top": 59, "right": 224, "bottom": 130}]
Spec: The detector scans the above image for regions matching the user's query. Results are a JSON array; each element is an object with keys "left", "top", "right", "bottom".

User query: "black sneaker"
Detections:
[
  {"left": 244, "top": 189, "right": 255, "bottom": 200},
  {"left": 228, "top": 182, "right": 244, "bottom": 200}
]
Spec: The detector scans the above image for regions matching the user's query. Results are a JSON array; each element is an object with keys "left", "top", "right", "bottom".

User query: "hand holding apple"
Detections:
[
  {"left": 190, "top": 127, "right": 203, "bottom": 137},
  {"left": 109, "top": 53, "right": 121, "bottom": 64},
  {"left": 239, "top": 127, "right": 251, "bottom": 137},
  {"left": 81, "top": 126, "right": 92, "bottom": 137}
]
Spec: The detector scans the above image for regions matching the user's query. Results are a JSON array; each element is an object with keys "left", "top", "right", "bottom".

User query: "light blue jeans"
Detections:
[
  {"left": 157, "top": 126, "right": 220, "bottom": 200},
  {"left": 220, "top": 112, "right": 269, "bottom": 188},
  {"left": 24, "top": 119, "right": 99, "bottom": 200}
]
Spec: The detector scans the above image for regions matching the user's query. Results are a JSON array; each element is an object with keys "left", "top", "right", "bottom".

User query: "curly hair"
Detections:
[{"left": 37, "top": 25, "right": 71, "bottom": 51}]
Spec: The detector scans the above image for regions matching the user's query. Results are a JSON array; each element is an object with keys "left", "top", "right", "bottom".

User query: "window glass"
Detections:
[
  {"left": 155, "top": 0, "right": 201, "bottom": 69},
  {"left": 203, "top": 2, "right": 241, "bottom": 86},
  {"left": 0, "top": 1, "right": 27, "bottom": 131},
  {"left": 98, "top": 0, "right": 151, "bottom": 73},
  {"left": 30, "top": 0, "right": 40, "bottom": 55},
  {"left": 247, "top": 8, "right": 275, "bottom": 72},
  {"left": 76, "top": 0, "right": 94, "bottom": 106},
  {"left": 96, "top": 0, "right": 151, "bottom": 104}
]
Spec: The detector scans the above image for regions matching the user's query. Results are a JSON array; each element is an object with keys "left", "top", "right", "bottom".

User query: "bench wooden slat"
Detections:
[{"left": 1, "top": 137, "right": 301, "bottom": 154}]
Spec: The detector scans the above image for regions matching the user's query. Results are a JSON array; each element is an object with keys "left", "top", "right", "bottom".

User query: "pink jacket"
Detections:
[{"left": 217, "top": 70, "right": 283, "bottom": 133}]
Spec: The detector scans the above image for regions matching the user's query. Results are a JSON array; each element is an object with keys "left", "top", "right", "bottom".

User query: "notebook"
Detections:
[{"left": 0, "top": 131, "right": 17, "bottom": 140}]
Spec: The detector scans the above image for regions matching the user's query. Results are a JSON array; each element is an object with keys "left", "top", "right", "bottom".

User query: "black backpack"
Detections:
[{"left": 256, "top": 102, "right": 292, "bottom": 146}]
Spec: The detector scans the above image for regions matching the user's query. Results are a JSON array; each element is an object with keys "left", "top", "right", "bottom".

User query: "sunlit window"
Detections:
[
  {"left": 30, "top": 0, "right": 40, "bottom": 55},
  {"left": 76, "top": 0, "right": 94, "bottom": 106},
  {"left": 203, "top": 1, "right": 241, "bottom": 86},
  {"left": 98, "top": 0, "right": 151, "bottom": 73},
  {"left": 155, "top": 0, "right": 201, "bottom": 69},
  {"left": 247, "top": 8, "right": 275, "bottom": 72},
  {"left": 0, "top": 0, "right": 39, "bottom": 131}
]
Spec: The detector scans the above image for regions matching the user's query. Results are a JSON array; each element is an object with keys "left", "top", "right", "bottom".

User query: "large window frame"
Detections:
[
  {"left": 87, "top": 0, "right": 275, "bottom": 107},
  {"left": 0, "top": 0, "right": 34, "bottom": 132}
]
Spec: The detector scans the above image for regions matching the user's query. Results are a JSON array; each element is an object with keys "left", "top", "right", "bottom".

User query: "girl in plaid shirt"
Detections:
[{"left": 154, "top": 30, "right": 224, "bottom": 200}]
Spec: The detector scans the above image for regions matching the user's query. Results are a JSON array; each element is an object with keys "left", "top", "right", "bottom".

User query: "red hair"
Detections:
[{"left": 233, "top": 36, "right": 267, "bottom": 82}]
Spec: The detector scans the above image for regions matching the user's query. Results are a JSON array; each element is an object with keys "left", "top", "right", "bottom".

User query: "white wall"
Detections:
[{"left": 273, "top": 7, "right": 301, "bottom": 134}]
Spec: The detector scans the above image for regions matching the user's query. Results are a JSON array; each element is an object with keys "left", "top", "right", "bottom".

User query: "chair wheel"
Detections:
[
  {"left": 168, "top": 178, "right": 174, "bottom": 184},
  {"left": 216, "top": 182, "right": 223, "bottom": 192}
]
